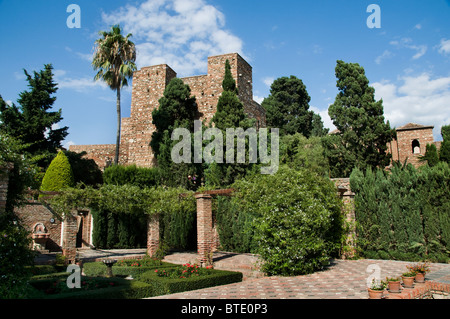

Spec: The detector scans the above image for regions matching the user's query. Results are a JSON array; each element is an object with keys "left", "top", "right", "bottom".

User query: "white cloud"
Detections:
[
  {"left": 375, "top": 50, "right": 393, "bottom": 65},
  {"left": 64, "top": 140, "right": 76, "bottom": 150},
  {"left": 53, "top": 69, "right": 107, "bottom": 92},
  {"left": 414, "top": 24, "right": 422, "bottom": 30},
  {"left": 263, "top": 77, "right": 274, "bottom": 88},
  {"left": 311, "top": 106, "right": 336, "bottom": 132},
  {"left": 389, "top": 37, "right": 427, "bottom": 60},
  {"left": 438, "top": 38, "right": 450, "bottom": 55},
  {"left": 101, "top": 0, "right": 244, "bottom": 77},
  {"left": 373, "top": 73, "right": 450, "bottom": 140}
]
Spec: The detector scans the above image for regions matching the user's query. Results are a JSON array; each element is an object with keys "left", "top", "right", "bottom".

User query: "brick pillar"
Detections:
[
  {"left": 333, "top": 178, "right": 357, "bottom": 259},
  {"left": 195, "top": 194, "right": 213, "bottom": 266},
  {"left": 62, "top": 210, "right": 78, "bottom": 263},
  {"left": 0, "top": 163, "right": 13, "bottom": 216},
  {"left": 147, "top": 214, "right": 160, "bottom": 257}
]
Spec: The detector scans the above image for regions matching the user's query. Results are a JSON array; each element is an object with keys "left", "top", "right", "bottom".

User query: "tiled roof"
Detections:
[{"left": 396, "top": 123, "right": 434, "bottom": 131}]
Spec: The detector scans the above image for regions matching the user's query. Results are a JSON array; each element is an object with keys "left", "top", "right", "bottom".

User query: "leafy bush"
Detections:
[
  {"left": 40, "top": 151, "right": 74, "bottom": 192},
  {"left": 231, "top": 165, "right": 344, "bottom": 276},
  {"left": 103, "top": 164, "right": 160, "bottom": 188},
  {"left": 350, "top": 162, "right": 450, "bottom": 262}
]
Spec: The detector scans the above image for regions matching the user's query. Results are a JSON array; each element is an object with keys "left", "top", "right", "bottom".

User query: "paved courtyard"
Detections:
[
  {"left": 64, "top": 249, "right": 450, "bottom": 299},
  {"left": 151, "top": 258, "right": 450, "bottom": 299}
]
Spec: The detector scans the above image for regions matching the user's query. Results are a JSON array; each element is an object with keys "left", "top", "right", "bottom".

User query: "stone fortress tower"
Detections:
[{"left": 70, "top": 53, "right": 266, "bottom": 169}]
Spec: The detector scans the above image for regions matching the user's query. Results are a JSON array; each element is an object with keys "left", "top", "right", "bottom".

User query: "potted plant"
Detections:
[
  {"left": 368, "top": 279, "right": 386, "bottom": 299},
  {"left": 407, "top": 262, "right": 429, "bottom": 283},
  {"left": 401, "top": 271, "right": 416, "bottom": 288},
  {"left": 386, "top": 277, "right": 401, "bottom": 293}
]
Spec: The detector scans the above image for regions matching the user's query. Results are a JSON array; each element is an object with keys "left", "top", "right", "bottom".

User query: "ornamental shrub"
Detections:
[
  {"left": 231, "top": 165, "right": 344, "bottom": 276},
  {"left": 40, "top": 151, "right": 74, "bottom": 192}
]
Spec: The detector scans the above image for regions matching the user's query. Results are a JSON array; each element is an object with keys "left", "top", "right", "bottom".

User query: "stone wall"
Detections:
[
  {"left": 15, "top": 202, "right": 63, "bottom": 252},
  {"left": 71, "top": 53, "right": 266, "bottom": 170},
  {"left": 388, "top": 123, "right": 440, "bottom": 168},
  {"left": 69, "top": 144, "right": 128, "bottom": 170}
]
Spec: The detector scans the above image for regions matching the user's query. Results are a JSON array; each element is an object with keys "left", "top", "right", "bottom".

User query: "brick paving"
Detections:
[{"left": 151, "top": 258, "right": 450, "bottom": 299}]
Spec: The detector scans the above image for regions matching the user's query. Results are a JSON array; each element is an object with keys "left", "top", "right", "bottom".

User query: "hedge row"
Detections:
[
  {"left": 27, "top": 262, "right": 243, "bottom": 299},
  {"left": 350, "top": 162, "right": 450, "bottom": 262},
  {"left": 138, "top": 267, "right": 243, "bottom": 297},
  {"left": 82, "top": 261, "right": 178, "bottom": 278}
]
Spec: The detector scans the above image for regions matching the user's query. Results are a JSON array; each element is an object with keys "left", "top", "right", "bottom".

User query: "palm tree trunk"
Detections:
[{"left": 115, "top": 87, "right": 121, "bottom": 165}]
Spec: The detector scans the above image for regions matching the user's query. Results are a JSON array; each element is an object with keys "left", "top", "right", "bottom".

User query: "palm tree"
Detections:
[{"left": 92, "top": 24, "right": 137, "bottom": 165}]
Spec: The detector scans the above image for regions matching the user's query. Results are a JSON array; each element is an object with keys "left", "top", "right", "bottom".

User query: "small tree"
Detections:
[
  {"left": 40, "top": 151, "right": 75, "bottom": 193},
  {"left": 420, "top": 144, "right": 440, "bottom": 167}
]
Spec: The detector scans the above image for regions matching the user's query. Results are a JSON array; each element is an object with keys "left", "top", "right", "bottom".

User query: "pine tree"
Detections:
[
  {"left": 261, "top": 75, "right": 315, "bottom": 137},
  {"left": 324, "top": 60, "right": 396, "bottom": 177},
  {"left": 0, "top": 65, "right": 68, "bottom": 167}
]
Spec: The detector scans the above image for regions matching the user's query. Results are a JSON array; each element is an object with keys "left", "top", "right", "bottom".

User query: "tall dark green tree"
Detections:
[
  {"left": 208, "top": 60, "right": 255, "bottom": 186},
  {"left": 262, "top": 75, "right": 319, "bottom": 137},
  {"left": 151, "top": 77, "right": 201, "bottom": 189},
  {"left": 324, "top": 60, "right": 396, "bottom": 177},
  {"left": 439, "top": 125, "right": 450, "bottom": 163},
  {"left": 0, "top": 64, "right": 68, "bottom": 167},
  {"left": 212, "top": 60, "right": 253, "bottom": 130}
]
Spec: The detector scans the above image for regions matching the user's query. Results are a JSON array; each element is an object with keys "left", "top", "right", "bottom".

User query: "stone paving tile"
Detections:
[{"left": 150, "top": 259, "right": 450, "bottom": 299}]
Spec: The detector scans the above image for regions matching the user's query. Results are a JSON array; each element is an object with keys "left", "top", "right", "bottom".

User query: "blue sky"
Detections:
[{"left": 1, "top": 0, "right": 449, "bottom": 148}]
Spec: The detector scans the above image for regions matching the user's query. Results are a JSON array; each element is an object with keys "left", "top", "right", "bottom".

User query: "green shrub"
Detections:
[
  {"left": 350, "top": 162, "right": 450, "bottom": 262},
  {"left": 103, "top": 164, "right": 160, "bottom": 188},
  {"left": 82, "top": 259, "right": 177, "bottom": 278},
  {"left": 28, "top": 276, "right": 153, "bottom": 299},
  {"left": 231, "top": 165, "right": 344, "bottom": 276},
  {"left": 138, "top": 267, "right": 243, "bottom": 297},
  {"left": 40, "top": 151, "right": 74, "bottom": 192}
]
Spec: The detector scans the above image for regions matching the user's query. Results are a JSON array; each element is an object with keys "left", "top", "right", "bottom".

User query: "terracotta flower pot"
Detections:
[
  {"left": 402, "top": 276, "right": 415, "bottom": 288},
  {"left": 387, "top": 280, "right": 401, "bottom": 293},
  {"left": 368, "top": 288, "right": 384, "bottom": 299},
  {"left": 415, "top": 272, "right": 425, "bottom": 283}
]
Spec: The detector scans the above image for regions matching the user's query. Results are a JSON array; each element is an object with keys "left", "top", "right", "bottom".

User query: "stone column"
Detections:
[
  {"left": 195, "top": 193, "right": 213, "bottom": 266},
  {"left": 147, "top": 214, "right": 160, "bottom": 257},
  {"left": 62, "top": 210, "right": 78, "bottom": 263}
]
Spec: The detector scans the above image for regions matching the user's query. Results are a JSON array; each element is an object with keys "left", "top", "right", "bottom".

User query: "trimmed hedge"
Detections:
[
  {"left": 40, "top": 151, "right": 75, "bottom": 192},
  {"left": 82, "top": 260, "right": 178, "bottom": 278},
  {"left": 350, "top": 162, "right": 450, "bottom": 262},
  {"left": 28, "top": 276, "right": 153, "bottom": 299},
  {"left": 138, "top": 267, "right": 243, "bottom": 297}
]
